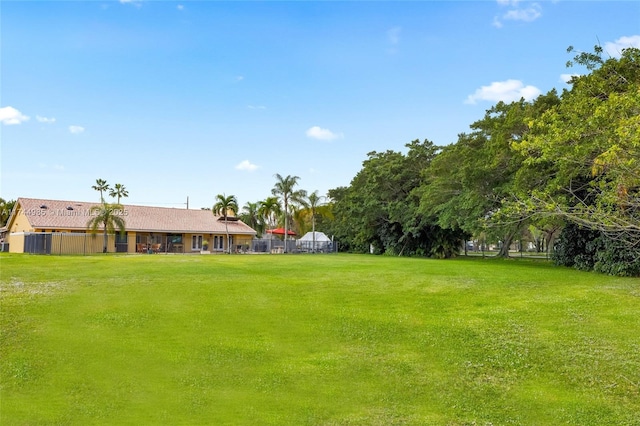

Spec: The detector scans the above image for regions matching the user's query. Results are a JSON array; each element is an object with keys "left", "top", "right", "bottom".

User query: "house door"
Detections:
[{"left": 191, "top": 235, "right": 203, "bottom": 251}]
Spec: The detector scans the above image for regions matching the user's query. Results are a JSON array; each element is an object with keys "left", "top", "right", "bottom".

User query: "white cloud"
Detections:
[
  {"left": 235, "top": 75, "right": 244, "bottom": 82},
  {"left": 465, "top": 79, "right": 541, "bottom": 104},
  {"left": 494, "top": 1, "right": 541, "bottom": 27},
  {"left": 69, "top": 125, "right": 85, "bottom": 134},
  {"left": 177, "top": 4, "right": 184, "bottom": 11},
  {"left": 0, "top": 106, "right": 30, "bottom": 125},
  {"left": 306, "top": 126, "right": 343, "bottom": 141},
  {"left": 247, "top": 105, "right": 266, "bottom": 110},
  {"left": 36, "top": 115, "right": 56, "bottom": 124},
  {"left": 235, "top": 160, "right": 259, "bottom": 172},
  {"left": 503, "top": 4, "right": 541, "bottom": 22},
  {"left": 604, "top": 35, "right": 640, "bottom": 58}
]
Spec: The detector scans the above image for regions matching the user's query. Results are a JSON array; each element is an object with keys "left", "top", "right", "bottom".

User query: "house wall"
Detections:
[
  {"left": 235, "top": 235, "right": 253, "bottom": 251},
  {"left": 127, "top": 231, "right": 137, "bottom": 253},
  {"left": 185, "top": 233, "right": 203, "bottom": 252},
  {"left": 8, "top": 233, "right": 25, "bottom": 253},
  {"left": 7, "top": 206, "right": 35, "bottom": 235}
]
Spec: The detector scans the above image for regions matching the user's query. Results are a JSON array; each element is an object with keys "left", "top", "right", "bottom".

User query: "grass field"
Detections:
[{"left": 1, "top": 253, "right": 639, "bottom": 425}]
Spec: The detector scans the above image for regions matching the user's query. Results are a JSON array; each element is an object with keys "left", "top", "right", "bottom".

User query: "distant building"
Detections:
[{"left": 5, "top": 197, "right": 257, "bottom": 254}]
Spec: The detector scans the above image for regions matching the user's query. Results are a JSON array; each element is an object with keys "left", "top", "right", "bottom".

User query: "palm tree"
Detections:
[
  {"left": 305, "top": 190, "right": 325, "bottom": 252},
  {"left": 272, "top": 174, "right": 307, "bottom": 253},
  {"left": 92, "top": 178, "right": 110, "bottom": 202},
  {"left": 87, "top": 202, "right": 126, "bottom": 253},
  {"left": 240, "top": 201, "right": 263, "bottom": 236},
  {"left": 213, "top": 194, "right": 238, "bottom": 254},
  {"left": 258, "top": 196, "right": 281, "bottom": 230},
  {"left": 109, "top": 183, "right": 129, "bottom": 204}
]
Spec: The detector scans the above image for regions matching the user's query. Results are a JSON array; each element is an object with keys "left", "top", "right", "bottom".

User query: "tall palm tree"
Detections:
[
  {"left": 258, "top": 196, "right": 281, "bottom": 230},
  {"left": 306, "top": 190, "right": 325, "bottom": 252},
  {"left": 213, "top": 194, "right": 238, "bottom": 254},
  {"left": 109, "top": 183, "right": 129, "bottom": 204},
  {"left": 87, "top": 202, "right": 126, "bottom": 253},
  {"left": 272, "top": 174, "right": 307, "bottom": 252},
  {"left": 240, "top": 201, "right": 263, "bottom": 236},
  {"left": 92, "top": 178, "right": 110, "bottom": 202}
]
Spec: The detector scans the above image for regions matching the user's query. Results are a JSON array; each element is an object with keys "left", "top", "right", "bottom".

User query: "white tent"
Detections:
[
  {"left": 297, "top": 232, "right": 333, "bottom": 252},
  {"left": 298, "top": 231, "right": 331, "bottom": 242}
]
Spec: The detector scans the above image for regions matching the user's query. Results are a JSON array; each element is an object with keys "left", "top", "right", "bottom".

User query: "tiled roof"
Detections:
[{"left": 14, "top": 197, "right": 257, "bottom": 235}]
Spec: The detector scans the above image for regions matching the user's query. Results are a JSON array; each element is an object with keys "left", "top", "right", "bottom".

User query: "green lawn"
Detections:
[{"left": 1, "top": 253, "right": 639, "bottom": 425}]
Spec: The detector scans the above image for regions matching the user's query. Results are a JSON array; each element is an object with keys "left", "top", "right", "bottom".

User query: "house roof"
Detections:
[{"left": 12, "top": 197, "right": 257, "bottom": 235}]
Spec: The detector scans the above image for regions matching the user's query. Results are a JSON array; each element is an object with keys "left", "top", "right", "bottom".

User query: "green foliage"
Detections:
[
  {"left": 0, "top": 198, "right": 16, "bottom": 227},
  {"left": 234, "top": 46, "right": 639, "bottom": 275},
  {"left": 240, "top": 201, "right": 264, "bottom": 237},
  {"left": 272, "top": 174, "right": 307, "bottom": 250},
  {"left": 86, "top": 202, "right": 126, "bottom": 253},
  {"left": 514, "top": 47, "right": 640, "bottom": 238},
  {"left": 91, "top": 178, "right": 110, "bottom": 202},
  {"left": 553, "top": 223, "right": 640, "bottom": 276},
  {"left": 213, "top": 194, "right": 239, "bottom": 254},
  {"left": 552, "top": 223, "right": 602, "bottom": 271},
  {"left": 258, "top": 196, "right": 281, "bottom": 230},
  {"left": 593, "top": 236, "right": 640, "bottom": 277},
  {"left": 2, "top": 254, "right": 639, "bottom": 424},
  {"left": 108, "top": 183, "right": 129, "bottom": 204},
  {"left": 420, "top": 93, "right": 561, "bottom": 257},
  {"left": 329, "top": 140, "right": 465, "bottom": 257}
]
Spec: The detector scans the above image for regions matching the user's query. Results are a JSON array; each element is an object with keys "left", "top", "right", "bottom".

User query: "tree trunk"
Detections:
[
  {"left": 496, "top": 233, "right": 515, "bottom": 258},
  {"left": 224, "top": 218, "right": 230, "bottom": 254},
  {"left": 283, "top": 199, "right": 288, "bottom": 253},
  {"left": 312, "top": 216, "right": 316, "bottom": 253}
]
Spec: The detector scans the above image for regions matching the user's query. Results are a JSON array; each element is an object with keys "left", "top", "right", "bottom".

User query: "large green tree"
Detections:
[
  {"left": 213, "top": 194, "right": 238, "bottom": 254},
  {"left": 87, "top": 203, "right": 126, "bottom": 253},
  {"left": 421, "top": 92, "right": 561, "bottom": 257},
  {"left": 272, "top": 174, "right": 307, "bottom": 252},
  {"left": 512, "top": 47, "right": 640, "bottom": 246},
  {"left": 330, "top": 139, "right": 465, "bottom": 257}
]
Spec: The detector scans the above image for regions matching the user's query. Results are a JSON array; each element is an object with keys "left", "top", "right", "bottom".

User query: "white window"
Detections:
[{"left": 191, "top": 235, "right": 203, "bottom": 250}]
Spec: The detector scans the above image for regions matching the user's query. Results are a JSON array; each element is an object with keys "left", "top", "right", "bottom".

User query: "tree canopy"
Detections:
[
  {"left": 512, "top": 47, "right": 640, "bottom": 240},
  {"left": 321, "top": 46, "right": 639, "bottom": 275}
]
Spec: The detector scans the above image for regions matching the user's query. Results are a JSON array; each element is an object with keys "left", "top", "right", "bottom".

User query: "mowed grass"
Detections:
[{"left": 1, "top": 253, "right": 639, "bottom": 425}]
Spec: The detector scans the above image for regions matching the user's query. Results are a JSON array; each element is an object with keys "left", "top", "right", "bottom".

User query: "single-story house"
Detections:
[{"left": 5, "top": 197, "right": 257, "bottom": 254}]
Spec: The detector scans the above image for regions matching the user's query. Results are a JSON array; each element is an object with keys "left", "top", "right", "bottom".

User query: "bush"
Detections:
[
  {"left": 593, "top": 236, "right": 640, "bottom": 277},
  {"left": 553, "top": 223, "right": 640, "bottom": 276}
]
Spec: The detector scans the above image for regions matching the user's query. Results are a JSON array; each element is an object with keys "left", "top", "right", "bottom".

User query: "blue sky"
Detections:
[{"left": 2, "top": 1, "right": 639, "bottom": 210}]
